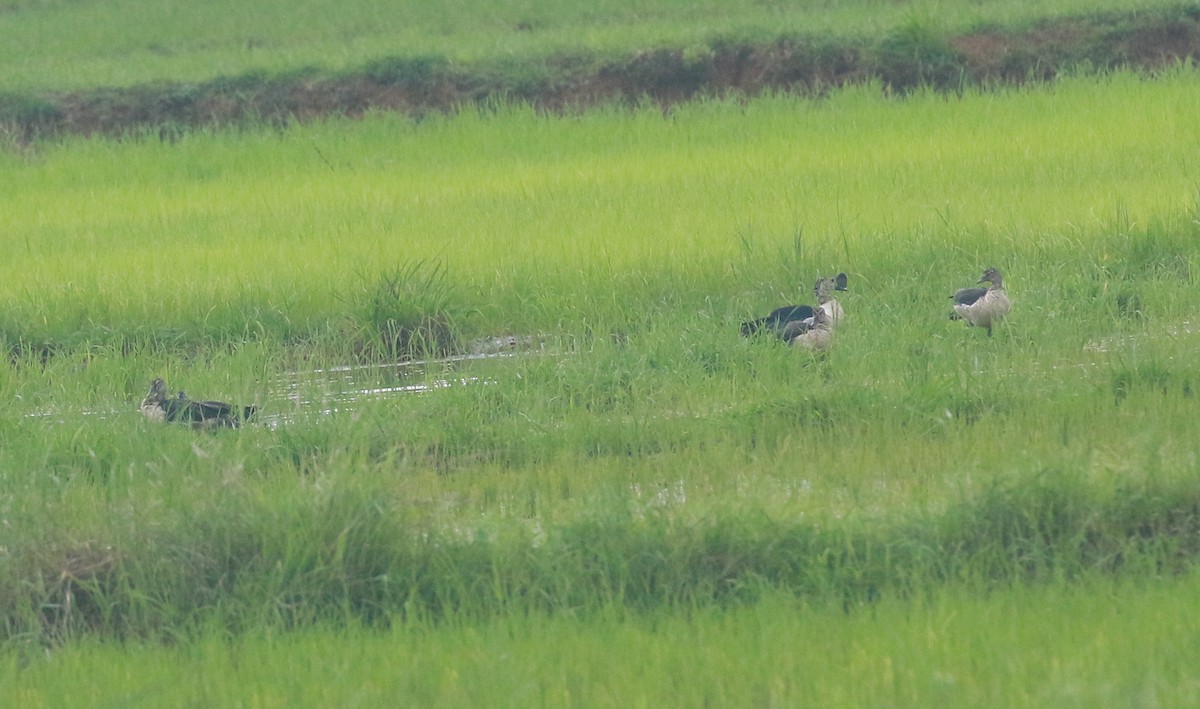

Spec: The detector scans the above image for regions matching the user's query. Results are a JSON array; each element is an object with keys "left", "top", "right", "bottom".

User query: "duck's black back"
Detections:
[
  {"left": 952, "top": 287, "right": 988, "bottom": 306},
  {"left": 741, "top": 304, "right": 816, "bottom": 337},
  {"left": 163, "top": 397, "right": 255, "bottom": 427}
]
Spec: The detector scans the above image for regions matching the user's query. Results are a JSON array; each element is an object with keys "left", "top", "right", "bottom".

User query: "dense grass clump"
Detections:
[{"left": 344, "top": 261, "right": 471, "bottom": 359}]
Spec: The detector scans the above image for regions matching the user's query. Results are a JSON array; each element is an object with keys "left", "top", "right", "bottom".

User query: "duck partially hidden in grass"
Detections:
[
  {"left": 951, "top": 268, "right": 1011, "bottom": 336},
  {"left": 786, "top": 305, "right": 833, "bottom": 352},
  {"left": 741, "top": 272, "right": 848, "bottom": 339},
  {"left": 140, "top": 378, "right": 257, "bottom": 429}
]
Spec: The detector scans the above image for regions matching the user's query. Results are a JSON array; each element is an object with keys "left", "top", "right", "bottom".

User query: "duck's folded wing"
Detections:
[
  {"left": 193, "top": 400, "right": 238, "bottom": 418},
  {"left": 766, "top": 304, "right": 814, "bottom": 324},
  {"left": 161, "top": 398, "right": 231, "bottom": 422},
  {"left": 952, "top": 287, "right": 987, "bottom": 306},
  {"left": 742, "top": 304, "right": 815, "bottom": 336}
]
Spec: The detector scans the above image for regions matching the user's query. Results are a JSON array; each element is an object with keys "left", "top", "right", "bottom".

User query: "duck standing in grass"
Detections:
[
  {"left": 140, "top": 378, "right": 257, "bottom": 429},
  {"left": 951, "top": 268, "right": 1010, "bottom": 336},
  {"left": 741, "top": 272, "right": 848, "bottom": 339}
]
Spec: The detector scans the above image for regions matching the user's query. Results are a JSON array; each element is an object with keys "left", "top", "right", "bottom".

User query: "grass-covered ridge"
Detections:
[
  {"left": 2, "top": 2, "right": 1200, "bottom": 139},
  {"left": 3, "top": 0, "right": 1193, "bottom": 91}
]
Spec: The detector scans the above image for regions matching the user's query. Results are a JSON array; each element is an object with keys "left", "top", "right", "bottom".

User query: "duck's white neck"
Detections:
[{"left": 820, "top": 298, "right": 844, "bottom": 323}]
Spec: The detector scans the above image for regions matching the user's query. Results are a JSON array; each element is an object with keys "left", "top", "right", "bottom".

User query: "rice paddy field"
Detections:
[{"left": 3, "top": 1, "right": 1200, "bottom": 706}]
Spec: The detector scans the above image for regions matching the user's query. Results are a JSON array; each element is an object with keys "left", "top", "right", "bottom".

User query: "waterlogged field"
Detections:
[
  {"left": 0, "top": 0, "right": 1192, "bottom": 91},
  {"left": 1, "top": 71, "right": 1200, "bottom": 704}
]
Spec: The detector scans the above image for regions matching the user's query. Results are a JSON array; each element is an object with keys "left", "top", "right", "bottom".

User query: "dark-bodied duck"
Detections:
[
  {"left": 951, "top": 268, "right": 1010, "bottom": 336},
  {"left": 140, "top": 378, "right": 257, "bottom": 429},
  {"left": 741, "top": 272, "right": 847, "bottom": 339}
]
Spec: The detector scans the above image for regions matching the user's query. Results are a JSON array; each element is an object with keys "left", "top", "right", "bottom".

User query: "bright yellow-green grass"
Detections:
[
  {"left": 3, "top": 69, "right": 1199, "bottom": 341},
  {"left": 0, "top": 0, "right": 1191, "bottom": 91}
]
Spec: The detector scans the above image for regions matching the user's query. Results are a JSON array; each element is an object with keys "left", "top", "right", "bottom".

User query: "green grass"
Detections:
[
  {"left": 2, "top": 69, "right": 1199, "bottom": 351},
  {"left": 2, "top": 0, "right": 1194, "bottom": 92},
  {"left": 5, "top": 578, "right": 1200, "bottom": 707},
  {"left": 2, "top": 65, "right": 1200, "bottom": 702}
]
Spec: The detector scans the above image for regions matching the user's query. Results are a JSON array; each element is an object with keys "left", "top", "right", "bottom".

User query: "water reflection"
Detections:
[
  {"left": 24, "top": 338, "right": 539, "bottom": 425},
  {"left": 262, "top": 340, "right": 548, "bottom": 427}
]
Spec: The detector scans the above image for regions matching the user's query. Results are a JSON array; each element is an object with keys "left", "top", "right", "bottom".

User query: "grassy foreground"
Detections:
[{"left": 5, "top": 578, "right": 1200, "bottom": 707}]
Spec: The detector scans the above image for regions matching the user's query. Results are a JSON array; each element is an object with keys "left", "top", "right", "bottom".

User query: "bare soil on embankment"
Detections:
[{"left": 3, "top": 7, "right": 1200, "bottom": 142}]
